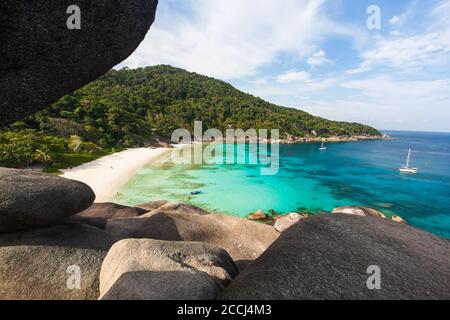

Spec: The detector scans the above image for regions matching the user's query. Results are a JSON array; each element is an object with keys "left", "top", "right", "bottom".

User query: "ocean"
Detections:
[{"left": 113, "top": 131, "right": 450, "bottom": 238}]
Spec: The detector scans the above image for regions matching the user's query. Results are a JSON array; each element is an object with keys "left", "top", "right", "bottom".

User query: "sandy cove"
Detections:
[{"left": 61, "top": 148, "right": 170, "bottom": 203}]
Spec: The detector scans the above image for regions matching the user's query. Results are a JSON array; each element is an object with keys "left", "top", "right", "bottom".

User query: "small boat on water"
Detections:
[
  {"left": 399, "top": 148, "right": 418, "bottom": 174},
  {"left": 190, "top": 191, "right": 204, "bottom": 195},
  {"left": 319, "top": 141, "right": 327, "bottom": 151}
]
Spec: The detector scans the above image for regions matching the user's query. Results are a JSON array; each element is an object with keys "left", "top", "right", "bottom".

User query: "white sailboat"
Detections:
[
  {"left": 319, "top": 141, "right": 327, "bottom": 151},
  {"left": 399, "top": 148, "right": 418, "bottom": 174}
]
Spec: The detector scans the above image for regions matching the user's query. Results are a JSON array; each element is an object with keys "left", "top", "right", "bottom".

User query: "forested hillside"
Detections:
[{"left": 0, "top": 65, "right": 380, "bottom": 170}]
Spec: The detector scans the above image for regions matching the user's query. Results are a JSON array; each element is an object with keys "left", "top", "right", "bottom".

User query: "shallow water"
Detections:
[{"left": 114, "top": 131, "right": 450, "bottom": 238}]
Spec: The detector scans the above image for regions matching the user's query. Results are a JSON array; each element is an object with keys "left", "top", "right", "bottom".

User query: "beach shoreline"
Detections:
[
  {"left": 59, "top": 136, "right": 385, "bottom": 203},
  {"left": 61, "top": 147, "right": 170, "bottom": 203}
]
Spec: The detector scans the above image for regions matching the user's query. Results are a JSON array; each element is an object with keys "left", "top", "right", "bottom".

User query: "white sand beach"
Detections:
[{"left": 62, "top": 148, "right": 170, "bottom": 203}]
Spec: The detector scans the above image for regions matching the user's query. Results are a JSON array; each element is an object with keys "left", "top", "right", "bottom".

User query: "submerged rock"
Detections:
[
  {"left": 99, "top": 239, "right": 239, "bottom": 300},
  {"left": 332, "top": 206, "right": 386, "bottom": 219},
  {"left": 0, "top": 0, "right": 159, "bottom": 126},
  {"left": 248, "top": 210, "right": 267, "bottom": 221},
  {"left": 0, "top": 168, "right": 95, "bottom": 233},
  {"left": 220, "top": 214, "right": 450, "bottom": 300},
  {"left": 372, "top": 202, "right": 394, "bottom": 209},
  {"left": 105, "top": 210, "right": 279, "bottom": 270}
]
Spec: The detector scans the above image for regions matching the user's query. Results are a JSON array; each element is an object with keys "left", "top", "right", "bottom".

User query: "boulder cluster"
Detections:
[
  {"left": 0, "top": 168, "right": 449, "bottom": 300},
  {"left": 0, "top": 168, "right": 279, "bottom": 299}
]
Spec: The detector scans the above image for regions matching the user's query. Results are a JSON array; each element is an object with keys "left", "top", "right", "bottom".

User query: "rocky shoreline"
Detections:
[
  {"left": 197, "top": 134, "right": 391, "bottom": 145},
  {"left": 280, "top": 134, "right": 392, "bottom": 144},
  {"left": 0, "top": 167, "right": 449, "bottom": 300},
  {"left": 246, "top": 206, "right": 406, "bottom": 233}
]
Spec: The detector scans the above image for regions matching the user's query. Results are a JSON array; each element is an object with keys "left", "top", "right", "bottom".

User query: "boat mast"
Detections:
[{"left": 406, "top": 148, "right": 411, "bottom": 168}]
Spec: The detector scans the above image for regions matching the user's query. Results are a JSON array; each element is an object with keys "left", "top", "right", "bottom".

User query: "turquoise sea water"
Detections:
[{"left": 114, "top": 131, "right": 450, "bottom": 238}]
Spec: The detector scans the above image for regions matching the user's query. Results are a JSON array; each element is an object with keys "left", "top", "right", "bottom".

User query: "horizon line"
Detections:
[{"left": 381, "top": 129, "right": 450, "bottom": 134}]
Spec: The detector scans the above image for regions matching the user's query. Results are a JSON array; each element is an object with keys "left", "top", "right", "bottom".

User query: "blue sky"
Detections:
[{"left": 119, "top": 0, "right": 450, "bottom": 132}]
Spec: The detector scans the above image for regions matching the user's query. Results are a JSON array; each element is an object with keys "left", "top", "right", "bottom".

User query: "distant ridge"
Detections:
[
  {"left": 31, "top": 65, "right": 380, "bottom": 146},
  {"left": 1, "top": 65, "right": 381, "bottom": 170}
]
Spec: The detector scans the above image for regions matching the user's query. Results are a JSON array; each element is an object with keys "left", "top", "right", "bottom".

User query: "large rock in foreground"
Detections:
[
  {"left": 0, "top": 223, "right": 113, "bottom": 299},
  {"left": 220, "top": 214, "right": 450, "bottom": 300},
  {"left": 0, "top": 223, "right": 113, "bottom": 300},
  {"left": 0, "top": 168, "right": 95, "bottom": 233},
  {"left": 100, "top": 239, "right": 239, "bottom": 300},
  {"left": 0, "top": 0, "right": 158, "bottom": 126},
  {"left": 0, "top": 246, "right": 106, "bottom": 300},
  {"left": 105, "top": 210, "right": 279, "bottom": 270}
]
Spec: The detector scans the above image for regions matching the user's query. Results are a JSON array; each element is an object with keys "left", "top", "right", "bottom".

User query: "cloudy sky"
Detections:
[{"left": 118, "top": 0, "right": 450, "bottom": 132}]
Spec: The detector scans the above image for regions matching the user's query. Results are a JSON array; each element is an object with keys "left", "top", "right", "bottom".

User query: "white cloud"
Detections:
[
  {"left": 387, "top": 0, "right": 418, "bottom": 27},
  {"left": 307, "top": 50, "right": 332, "bottom": 67},
  {"left": 346, "top": 65, "right": 371, "bottom": 75},
  {"left": 339, "top": 77, "right": 450, "bottom": 131},
  {"left": 247, "top": 76, "right": 272, "bottom": 85},
  {"left": 243, "top": 76, "right": 338, "bottom": 101},
  {"left": 348, "top": 1, "right": 450, "bottom": 74},
  {"left": 304, "top": 78, "right": 339, "bottom": 92},
  {"left": 295, "top": 76, "right": 450, "bottom": 132},
  {"left": 341, "top": 77, "right": 450, "bottom": 103},
  {"left": 429, "top": 0, "right": 450, "bottom": 25},
  {"left": 389, "top": 30, "right": 403, "bottom": 37},
  {"left": 118, "top": 0, "right": 356, "bottom": 80},
  {"left": 277, "top": 70, "right": 310, "bottom": 83},
  {"left": 389, "top": 16, "right": 400, "bottom": 25},
  {"left": 116, "top": 0, "right": 450, "bottom": 132},
  {"left": 348, "top": 31, "right": 450, "bottom": 74}
]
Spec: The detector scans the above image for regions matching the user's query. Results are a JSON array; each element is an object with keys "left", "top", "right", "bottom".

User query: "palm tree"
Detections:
[{"left": 33, "top": 149, "right": 53, "bottom": 164}]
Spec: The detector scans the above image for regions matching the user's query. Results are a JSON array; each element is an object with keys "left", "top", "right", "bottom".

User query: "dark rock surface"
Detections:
[
  {"left": 220, "top": 214, "right": 450, "bottom": 300},
  {"left": 69, "top": 203, "right": 148, "bottom": 229},
  {"left": 0, "top": 0, "right": 158, "bottom": 126},
  {"left": 0, "top": 168, "right": 95, "bottom": 233},
  {"left": 0, "top": 222, "right": 114, "bottom": 251},
  {"left": 100, "top": 239, "right": 239, "bottom": 300},
  {"left": 105, "top": 211, "right": 279, "bottom": 270}
]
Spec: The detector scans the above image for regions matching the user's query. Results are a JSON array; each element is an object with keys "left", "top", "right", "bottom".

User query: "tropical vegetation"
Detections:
[{"left": 0, "top": 65, "right": 380, "bottom": 171}]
